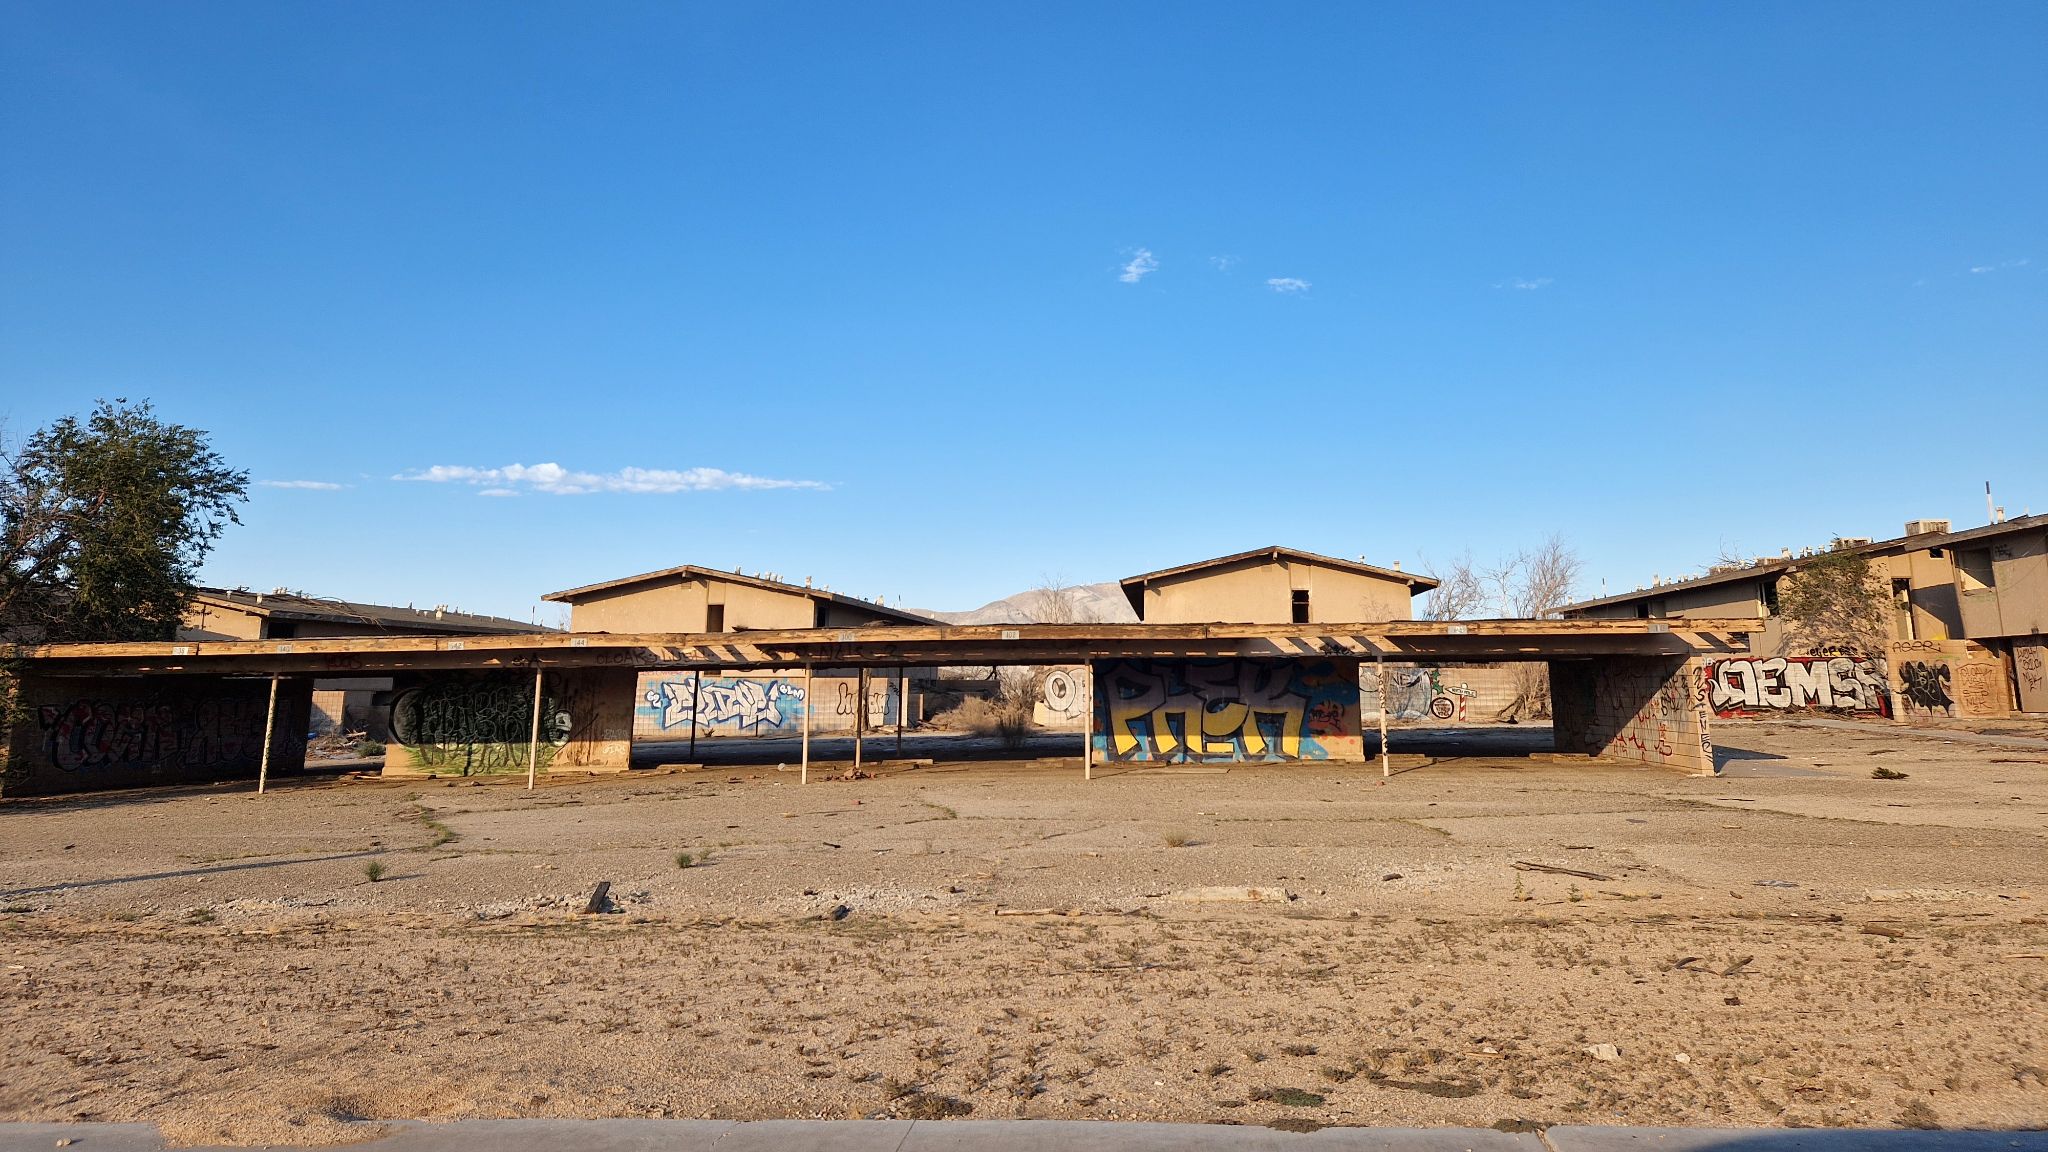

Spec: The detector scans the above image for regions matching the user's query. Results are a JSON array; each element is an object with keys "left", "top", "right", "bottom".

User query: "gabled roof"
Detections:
[
  {"left": 1118, "top": 545, "right": 1438, "bottom": 616},
  {"left": 542, "top": 565, "right": 943, "bottom": 626},
  {"left": 1551, "top": 512, "right": 2048, "bottom": 615},
  {"left": 190, "top": 588, "right": 552, "bottom": 635}
]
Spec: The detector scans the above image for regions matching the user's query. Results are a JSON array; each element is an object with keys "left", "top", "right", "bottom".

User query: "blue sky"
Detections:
[{"left": 3, "top": 2, "right": 2042, "bottom": 623}]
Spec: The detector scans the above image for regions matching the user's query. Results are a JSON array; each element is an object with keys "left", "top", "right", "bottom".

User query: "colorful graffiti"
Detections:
[
  {"left": 1553, "top": 656, "right": 1711, "bottom": 773},
  {"left": 1703, "top": 656, "right": 1891, "bottom": 717},
  {"left": 1095, "top": 658, "right": 1357, "bottom": 762},
  {"left": 639, "top": 676, "right": 806, "bottom": 733},
  {"left": 389, "top": 680, "right": 572, "bottom": 774},
  {"left": 34, "top": 695, "right": 272, "bottom": 777}
]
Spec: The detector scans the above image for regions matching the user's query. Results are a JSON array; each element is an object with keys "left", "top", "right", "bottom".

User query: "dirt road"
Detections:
[{"left": 2, "top": 721, "right": 2044, "bottom": 1145}]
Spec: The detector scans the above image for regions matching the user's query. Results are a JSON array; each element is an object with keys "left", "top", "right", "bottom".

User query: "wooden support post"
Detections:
[
  {"left": 1082, "top": 663, "right": 1094, "bottom": 781},
  {"left": 688, "top": 671, "right": 699, "bottom": 758},
  {"left": 1378, "top": 651, "right": 1391, "bottom": 778},
  {"left": 801, "top": 664, "right": 812, "bottom": 785},
  {"left": 895, "top": 668, "right": 906, "bottom": 755},
  {"left": 854, "top": 667, "right": 866, "bottom": 770},
  {"left": 526, "top": 664, "right": 545, "bottom": 792},
  {"left": 256, "top": 672, "right": 280, "bottom": 795}
]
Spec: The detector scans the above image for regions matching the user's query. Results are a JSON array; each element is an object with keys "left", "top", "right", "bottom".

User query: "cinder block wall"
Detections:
[
  {"left": 383, "top": 667, "right": 635, "bottom": 777},
  {"left": 1091, "top": 657, "right": 1363, "bottom": 763},
  {"left": 1550, "top": 656, "right": 1714, "bottom": 774},
  {"left": 3, "top": 674, "right": 311, "bottom": 797}
]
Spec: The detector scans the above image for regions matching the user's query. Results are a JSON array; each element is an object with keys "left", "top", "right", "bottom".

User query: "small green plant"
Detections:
[
  {"left": 1567, "top": 884, "right": 1583, "bottom": 903},
  {"left": 363, "top": 860, "right": 387, "bottom": 882},
  {"left": 183, "top": 907, "right": 215, "bottom": 925},
  {"left": 675, "top": 851, "right": 696, "bottom": 869},
  {"left": 1512, "top": 874, "right": 1531, "bottom": 903},
  {"left": 1872, "top": 767, "right": 1909, "bottom": 780},
  {"left": 356, "top": 740, "right": 385, "bottom": 758},
  {"left": 1163, "top": 830, "right": 1192, "bottom": 848}
]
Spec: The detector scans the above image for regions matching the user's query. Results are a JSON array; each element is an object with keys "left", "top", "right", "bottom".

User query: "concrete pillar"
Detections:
[
  {"left": 1549, "top": 655, "right": 1714, "bottom": 774},
  {"left": 2, "top": 672, "right": 311, "bottom": 798}
]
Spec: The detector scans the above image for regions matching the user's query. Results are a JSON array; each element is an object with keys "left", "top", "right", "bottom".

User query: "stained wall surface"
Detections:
[
  {"left": 2, "top": 674, "right": 311, "bottom": 797},
  {"left": 1090, "top": 658, "right": 1363, "bottom": 762}
]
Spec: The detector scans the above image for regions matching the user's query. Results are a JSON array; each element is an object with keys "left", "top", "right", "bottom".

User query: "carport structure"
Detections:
[{"left": 2, "top": 619, "right": 1758, "bottom": 797}]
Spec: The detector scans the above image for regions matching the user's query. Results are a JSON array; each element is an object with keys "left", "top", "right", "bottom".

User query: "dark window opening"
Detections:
[
  {"left": 1761, "top": 577, "right": 1781, "bottom": 616},
  {"left": 705, "top": 604, "right": 726, "bottom": 632},
  {"left": 1291, "top": 590, "right": 1310, "bottom": 624},
  {"left": 267, "top": 621, "right": 298, "bottom": 639},
  {"left": 1635, "top": 602, "right": 1651, "bottom": 619}
]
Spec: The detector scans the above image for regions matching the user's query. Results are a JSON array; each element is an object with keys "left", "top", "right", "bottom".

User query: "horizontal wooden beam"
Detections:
[{"left": 6, "top": 619, "right": 1762, "bottom": 677}]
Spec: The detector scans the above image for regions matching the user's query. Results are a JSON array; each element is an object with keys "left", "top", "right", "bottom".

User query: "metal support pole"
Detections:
[
  {"left": 1082, "top": 663, "right": 1094, "bottom": 781},
  {"left": 854, "top": 668, "right": 866, "bottom": 770},
  {"left": 1378, "top": 651, "right": 1391, "bottom": 778},
  {"left": 256, "top": 672, "right": 280, "bottom": 795},
  {"left": 688, "top": 671, "right": 699, "bottom": 758},
  {"left": 801, "top": 664, "right": 812, "bottom": 785},
  {"left": 526, "top": 664, "right": 545, "bottom": 791},
  {"left": 895, "top": 668, "right": 905, "bottom": 755}
]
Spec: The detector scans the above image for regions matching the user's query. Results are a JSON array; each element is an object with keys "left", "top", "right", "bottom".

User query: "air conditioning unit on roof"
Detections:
[{"left": 1904, "top": 519, "right": 1951, "bottom": 536}]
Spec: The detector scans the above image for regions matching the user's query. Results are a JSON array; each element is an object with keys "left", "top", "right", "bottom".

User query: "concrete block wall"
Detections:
[
  {"left": 383, "top": 667, "right": 635, "bottom": 777},
  {"left": 2, "top": 674, "right": 311, "bottom": 797},
  {"left": 1550, "top": 656, "right": 1714, "bottom": 774},
  {"left": 1091, "top": 657, "right": 1363, "bottom": 763}
]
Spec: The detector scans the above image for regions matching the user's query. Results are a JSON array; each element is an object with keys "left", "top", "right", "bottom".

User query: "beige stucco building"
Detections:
[
  {"left": 1119, "top": 546, "right": 1436, "bottom": 624},
  {"left": 1557, "top": 516, "right": 2048, "bottom": 717},
  {"left": 178, "top": 588, "right": 552, "bottom": 739},
  {"left": 542, "top": 565, "right": 938, "bottom": 633}
]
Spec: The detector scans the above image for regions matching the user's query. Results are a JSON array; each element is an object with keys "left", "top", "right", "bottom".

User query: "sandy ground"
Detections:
[{"left": 2, "top": 720, "right": 2045, "bottom": 1145}]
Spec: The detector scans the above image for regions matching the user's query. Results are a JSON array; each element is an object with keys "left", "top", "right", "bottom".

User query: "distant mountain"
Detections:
[{"left": 912, "top": 581, "right": 1138, "bottom": 625}]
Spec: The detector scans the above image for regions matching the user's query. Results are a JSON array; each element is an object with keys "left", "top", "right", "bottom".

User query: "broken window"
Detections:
[{"left": 1291, "top": 589, "right": 1310, "bottom": 624}]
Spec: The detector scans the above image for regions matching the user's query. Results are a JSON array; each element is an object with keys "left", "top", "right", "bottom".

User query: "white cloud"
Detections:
[
  {"left": 257, "top": 479, "right": 347, "bottom": 491},
  {"left": 1119, "top": 248, "right": 1158, "bottom": 284},
  {"left": 1499, "top": 277, "right": 1554, "bottom": 291},
  {"left": 394, "top": 463, "right": 829, "bottom": 496},
  {"left": 1970, "top": 265, "right": 1995, "bottom": 274},
  {"left": 1210, "top": 255, "right": 1237, "bottom": 272},
  {"left": 1265, "top": 277, "right": 1311, "bottom": 293}
]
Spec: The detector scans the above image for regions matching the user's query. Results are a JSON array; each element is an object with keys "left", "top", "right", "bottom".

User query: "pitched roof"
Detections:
[
  {"left": 1118, "top": 545, "right": 1438, "bottom": 616},
  {"left": 190, "top": 588, "right": 553, "bottom": 635},
  {"left": 541, "top": 565, "right": 943, "bottom": 625},
  {"left": 1551, "top": 513, "right": 2048, "bottom": 615}
]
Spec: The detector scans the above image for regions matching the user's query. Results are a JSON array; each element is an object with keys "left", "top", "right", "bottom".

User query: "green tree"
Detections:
[
  {"left": 1777, "top": 545, "right": 1891, "bottom": 656},
  {"left": 2, "top": 399, "right": 248, "bottom": 643}
]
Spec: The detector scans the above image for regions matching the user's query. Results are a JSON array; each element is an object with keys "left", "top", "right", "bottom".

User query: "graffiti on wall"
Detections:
[
  {"left": 1703, "top": 656, "right": 1892, "bottom": 717},
  {"left": 639, "top": 676, "right": 806, "bottom": 733},
  {"left": 30, "top": 696, "right": 274, "bottom": 779},
  {"left": 1556, "top": 657, "right": 1710, "bottom": 772},
  {"left": 1889, "top": 640, "right": 2010, "bottom": 718},
  {"left": 1096, "top": 659, "right": 1356, "bottom": 762},
  {"left": 389, "top": 681, "right": 571, "bottom": 774}
]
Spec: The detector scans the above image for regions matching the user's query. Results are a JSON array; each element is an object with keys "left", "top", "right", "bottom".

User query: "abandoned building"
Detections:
[
  {"left": 541, "top": 565, "right": 941, "bottom": 746},
  {"left": 3, "top": 544, "right": 1765, "bottom": 798},
  {"left": 1555, "top": 515, "right": 2048, "bottom": 718},
  {"left": 180, "top": 587, "right": 552, "bottom": 739}
]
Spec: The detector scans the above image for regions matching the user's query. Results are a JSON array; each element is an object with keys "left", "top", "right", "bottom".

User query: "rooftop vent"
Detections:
[
  {"left": 1904, "top": 519, "right": 1951, "bottom": 536},
  {"left": 1833, "top": 537, "right": 1874, "bottom": 550}
]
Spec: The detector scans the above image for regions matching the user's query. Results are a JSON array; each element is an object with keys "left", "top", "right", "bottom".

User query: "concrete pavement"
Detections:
[{"left": 1, "top": 1120, "right": 2042, "bottom": 1151}]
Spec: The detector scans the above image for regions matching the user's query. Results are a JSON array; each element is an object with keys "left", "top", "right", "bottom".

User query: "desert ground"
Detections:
[{"left": 2, "top": 719, "right": 2045, "bottom": 1146}]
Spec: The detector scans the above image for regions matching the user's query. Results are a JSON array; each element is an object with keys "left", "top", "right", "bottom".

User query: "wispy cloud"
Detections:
[
  {"left": 1210, "top": 255, "right": 1237, "bottom": 272},
  {"left": 1265, "top": 277, "right": 1311, "bottom": 293},
  {"left": 258, "top": 479, "right": 348, "bottom": 491},
  {"left": 1971, "top": 258, "right": 2030, "bottom": 274},
  {"left": 1118, "top": 248, "right": 1158, "bottom": 284},
  {"left": 394, "top": 463, "right": 829, "bottom": 496},
  {"left": 1497, "top": 277, "right": 1554, "bottom": 291}
]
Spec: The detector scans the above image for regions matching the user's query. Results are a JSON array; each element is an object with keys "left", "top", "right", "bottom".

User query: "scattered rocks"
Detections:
[{"left": 1584, "top": 1043, "right": 1621, "bottom": 1062}]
